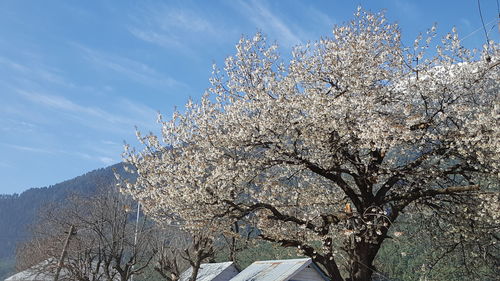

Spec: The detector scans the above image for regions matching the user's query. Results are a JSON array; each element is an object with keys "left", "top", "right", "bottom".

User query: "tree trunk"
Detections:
[
  {"left": 323, "top": 259, "right": 345, "bottom": 281},
  {"left": 188, "top": 261, "right": 201, "bottom": 281},
  {"left": 348, "top": 241, "right": 381, "bottom": 281}
]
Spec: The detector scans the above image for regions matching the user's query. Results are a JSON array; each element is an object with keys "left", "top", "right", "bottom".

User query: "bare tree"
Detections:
[
  {"left": 150, "top": 226, "right": 189, "bottom": 281},
  {"left": 150, "top": 226, "right": 217, "bottom": 281},
  {"left": 16, "top": 189, "right": 156, "bottom": 281},
  {"left": 182, "top": 233, "right": 215, "bottom": 281}
]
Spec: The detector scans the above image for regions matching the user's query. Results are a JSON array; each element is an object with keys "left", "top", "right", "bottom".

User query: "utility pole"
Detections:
[
  {"left": 130, "top": 202, "right": 141, "bottom": 281},
  {"left": 53, "top": 225, "right": 76, "bottom": 281}
]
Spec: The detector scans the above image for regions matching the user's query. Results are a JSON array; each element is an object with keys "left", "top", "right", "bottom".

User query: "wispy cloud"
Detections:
[
  {"left": 16, "top": 89, "right": 158, "bottom": 133},
  {"left": 460, "top": 18, "right": 472, "bottom": 29},
  {"left": 128, "top": 3, "right": 220, "bottom": 52},
  {"left": 73, "top": 43, "right": 184, "bottom": 89},
  {"left": 0, "top": 56, "right": 75, "bottom": 88},
  {"left": 129, "top": 28, "right": 184, "bottom": 50},
  {"left": 101, "top": 140, "right": 121, "bottom": 146},
  {"left": 18, "top": 89, "right": 107, "bottom": 118},
  {"left": 0, "top": 56, "right": 28, "bottom": 72},
  {"left": 307, "top": 6, "right": 336, "bottom": 30},
  {"left": 0, "top": 118, "right": 38, "bottom": 133},
  {"left": 234, "top": 0, "right": 303, "bottom": 48},
  {"left": 98, "top": 156, "right": 116, "bottom": 165},
  {"left": 0, "top": 141, "right": 119, "bottom": 166},
  {"left": 62, "top": 149, "right": 118, "bottom": 165},
  {"left": 115, "top": 98, "right": 158, "bottom": 127},
  {"left": 390, "top": 0, "right": 421, "bottom": 21},
  {"left": 0, "top": 142, "right": 54, "bottom": 154}
]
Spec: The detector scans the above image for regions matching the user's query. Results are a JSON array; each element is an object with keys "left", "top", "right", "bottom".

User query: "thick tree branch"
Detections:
[
  {"left": 386, "top": 184, "right": 480, "bottom": 205},
  {"left": 220, "top": 200, "right": 340, "bottom": 236}
]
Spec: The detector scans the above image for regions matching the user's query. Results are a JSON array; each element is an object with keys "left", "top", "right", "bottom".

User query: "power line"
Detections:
[
  {"left": 496, "top": 0, "right": 500, "bottom": 18},
  {"left": 477, "top": 0, "right": 491, "bottom": 49},
  {"left": 459, "top": 18, "right": 498, "bottom": 43}
]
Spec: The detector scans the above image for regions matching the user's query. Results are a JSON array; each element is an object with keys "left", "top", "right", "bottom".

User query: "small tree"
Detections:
[
  {"left": 150, "top": 227, "right": 187, "bottom": 281},
  {"left": 17, "top": 189, "right": 156, "bottom": 281},
  {"left": 124, "top": 9, "right": 499, "bottom": 281},
  {"left": 150, "top": 226, "right": 216, "bottom": 281}
]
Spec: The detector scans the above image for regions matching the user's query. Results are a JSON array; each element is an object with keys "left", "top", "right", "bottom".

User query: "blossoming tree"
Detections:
[{"left": 123, "top": 10, "right": 499, "bottom": 281}]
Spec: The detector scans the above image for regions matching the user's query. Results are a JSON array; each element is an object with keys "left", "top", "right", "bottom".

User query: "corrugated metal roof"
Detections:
[
  {"left": 4, "top": 271, "right": 53, "bottom": 281},
  {"left": 229, "top": 258, "right": 328, "bottom": 281},
  {"left": 179, "top": 261, "right": 239, "bottom": 281},
  {"left": 4, "top": 259, "right": 119, "bottom": 281},
  {"left": 4, "top": 260, "right": 57, "bottom": 281}
]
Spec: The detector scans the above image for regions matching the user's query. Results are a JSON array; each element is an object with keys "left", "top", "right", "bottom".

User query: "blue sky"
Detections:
[{"left": 1, "top": 0, "right": 499, "bottom": 194}]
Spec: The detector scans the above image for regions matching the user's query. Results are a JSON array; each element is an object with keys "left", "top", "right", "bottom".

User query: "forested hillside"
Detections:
[{"left": 0, "top": 163, "right": 133, "bottom": 280}]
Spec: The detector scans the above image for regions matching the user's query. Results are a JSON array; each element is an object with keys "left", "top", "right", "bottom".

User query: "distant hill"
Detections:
[{"left": 0, "top": 163, "right": 134, "bottom": 280}]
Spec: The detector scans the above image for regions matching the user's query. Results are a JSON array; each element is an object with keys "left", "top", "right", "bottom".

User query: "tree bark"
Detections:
[
  {"left": 189, "top": 260, "right": 201, "bottom": 281},
  {"left": 348, "top": 242, "right": 378, "bottom": 281},
  {"left": 322, "top": 259, "right": 345, "bottom": 281}
]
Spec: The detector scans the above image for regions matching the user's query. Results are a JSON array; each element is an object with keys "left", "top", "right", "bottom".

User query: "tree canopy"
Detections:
[{"left": 124, "top": 9, "right": 499, "bottom": 281}]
